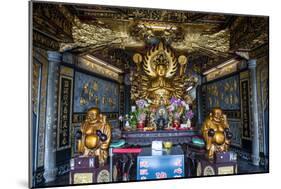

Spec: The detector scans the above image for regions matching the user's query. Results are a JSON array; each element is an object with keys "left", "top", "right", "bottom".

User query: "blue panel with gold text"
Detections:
[
  {"left": 205, "top": 75, "right": 240, "bottom": 110},
  {"left": 73, "top": 71, "right": 119, "bottom": 113}
]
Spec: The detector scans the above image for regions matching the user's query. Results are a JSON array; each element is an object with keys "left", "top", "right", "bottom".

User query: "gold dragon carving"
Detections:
[
  {"left": 172, "top": 29, "right": 230, "bottom": 55},
  {"left": 59, "top": 16, "right": 125, "bottom": 53}
]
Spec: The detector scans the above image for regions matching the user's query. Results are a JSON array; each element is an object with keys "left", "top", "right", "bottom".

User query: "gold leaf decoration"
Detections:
[
  {"left": 60, "top": 17, "right": 125, "bottom": 52},
  {"left": 172, "top": 29, "right": 230, "bottom": 55}
]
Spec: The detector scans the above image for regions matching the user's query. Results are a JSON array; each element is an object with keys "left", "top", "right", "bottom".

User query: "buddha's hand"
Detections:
[
  {"left": 75, "top": 130, "right": 82, "bottom": 140},
  {"left": 226, "top": 132, "right": 233, "bottom": 140},
  {"left": 208, "top": 128, "right": 215, "bottom": 137}
]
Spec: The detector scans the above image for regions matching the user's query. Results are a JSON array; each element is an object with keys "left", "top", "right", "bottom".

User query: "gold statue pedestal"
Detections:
[
  {"left": 69, "top": 156, "right": 110, "bottom": 184},
  {"left": 196, "top": 151, "right": 238, "bottom": 176}
]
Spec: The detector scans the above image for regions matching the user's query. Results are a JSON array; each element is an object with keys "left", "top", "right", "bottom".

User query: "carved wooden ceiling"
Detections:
[{"left": 32, "top": 2, "right": 269, "bottom": 73}]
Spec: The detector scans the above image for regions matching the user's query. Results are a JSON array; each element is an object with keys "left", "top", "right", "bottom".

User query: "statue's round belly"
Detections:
[
  {"left": 85, "top": 135, "right": 98, "bottom": 149},
  {"left": 212, "top": 131, "right": 225, "bottom": 145}
]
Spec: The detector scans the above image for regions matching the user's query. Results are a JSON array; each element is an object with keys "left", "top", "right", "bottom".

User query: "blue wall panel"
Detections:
[
  {"left": 205, "top": 75, "right": 240, "bottom": 110},
  {"left": 74, "top": 71, "right": 119, "bottom": 113},
  {"left": 228, "top": 119, "right": 242, "bottom": 147}
]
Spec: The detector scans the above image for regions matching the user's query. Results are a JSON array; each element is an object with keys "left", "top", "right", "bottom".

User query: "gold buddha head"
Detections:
[
  {"left": 86, "top": 107, "right": 100, "bottom": 123},
  {"left": 210, "top": 108, "right": 223, "bottom": 123},
  {"left": 155, "top": 64, "right": 167, "bottom": 77}
]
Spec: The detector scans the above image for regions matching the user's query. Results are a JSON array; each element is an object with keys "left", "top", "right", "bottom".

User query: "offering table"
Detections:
[{"left": 122, "top": 130, "right": 199, "bottom": 146}]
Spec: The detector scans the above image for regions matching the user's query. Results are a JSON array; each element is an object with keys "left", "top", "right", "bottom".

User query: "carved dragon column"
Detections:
[
  {"left": 43, "top": 51, "right": 61, "bottom": 182},
  {"left": 248, "top": 59, "right": 260, "bottom": 166}
]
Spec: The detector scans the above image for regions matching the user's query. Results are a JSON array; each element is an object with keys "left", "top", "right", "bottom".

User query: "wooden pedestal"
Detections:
[
  {"left": 69, "top": 157, "right": 110, "bottom": 185},
  {"left": 196, "top": 152, "right": 238, "bottom": 176}
]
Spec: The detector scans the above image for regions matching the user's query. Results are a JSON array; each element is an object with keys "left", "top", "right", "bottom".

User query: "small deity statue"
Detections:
[
  {"left": 156, "top": 109, "right": 167, "bottom": 130},
  {"left": 167, "top": 112, "right": 174, "bottom": 129},
  {"left": 201, "top": 108, "right": 233, "bottom": 159},
  {"left": 76, "top": 107, "right": 111, "bottom": 165},
  {"left": 154, "top": 98, "right": 168, "bottom": 130},
  {"left": 80, "top": 83, "right": 89, "bottom": 105},
  {"left": 148, "top": 111, "right": 157, "bottom": 129}
]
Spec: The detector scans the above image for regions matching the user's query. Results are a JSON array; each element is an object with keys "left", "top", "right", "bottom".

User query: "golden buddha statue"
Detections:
[
  {"left": 147, "top": 63, "right": 174, "bottom": 105},
  {"left": 131, "top": 42, "right": 194, "bottom": 106},
  {"left": 77, "top": 107, "right": 111, "bottom": 165},
  {"left": 201, "top": 108, "right": 233, "bottom": 159}
]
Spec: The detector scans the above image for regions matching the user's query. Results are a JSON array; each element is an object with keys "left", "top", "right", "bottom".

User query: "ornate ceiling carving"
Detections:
[
  {"left": 59, "top": 17, "right": 125, "bottom": 52},
  {"left": 129, "top": 21, "right": 185, "bottom": 45},
  {"left": 62, "top": 4, "right": 234, "bottom": 55},
  {"left": 32, "top": 2, "right": 269, "bottom": 73},
  {"left": 172, "top": 29, "right": 230, "bottom": 54},
  {"left": 33, "top": 3, "right": 74, "bottom": 50},
  {"left": 230, "top": 16, "right": 269, "bottom": 51},
  {"left": 69, "top": 5, "right": 227, "bottom": 24}
]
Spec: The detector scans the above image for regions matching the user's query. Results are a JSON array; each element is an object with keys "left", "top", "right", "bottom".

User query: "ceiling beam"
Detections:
[
  {"left": 188, "top": 13, "right": 207, "bottom": 21},
  {"left": 218, "top": 16, "right": 237, "bottom": 30}
]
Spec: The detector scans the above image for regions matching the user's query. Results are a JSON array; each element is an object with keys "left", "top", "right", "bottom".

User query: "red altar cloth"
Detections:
[{"left": 112, "top": 148, "right": 142, "bottom": 154}]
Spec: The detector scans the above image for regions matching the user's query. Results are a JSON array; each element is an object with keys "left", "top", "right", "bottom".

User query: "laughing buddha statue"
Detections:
[
  {"left": 201, "top": 108, "right": 233, "bottom": 159},
  {"left": 77, "top": 107, "right": 111, "bottom": 165}
]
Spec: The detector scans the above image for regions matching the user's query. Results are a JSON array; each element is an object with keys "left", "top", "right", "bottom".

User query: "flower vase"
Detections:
[
  {"left": 123, "top": 120, "right": 130, "bottom": 131},
  {"left": 125, "top": 120, "right": 130, "bottom": 127},
  {"left": 186, "top": 118, "right": 191, "bottom": 129},
  {"left": 137, "top": 120, "right": 145, "bottom": 130},
  {"left": 172, "top": 119, "right": 180, "bottom": 130}
]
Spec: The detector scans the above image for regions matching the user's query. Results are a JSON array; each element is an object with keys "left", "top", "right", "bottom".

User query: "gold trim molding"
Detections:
[{"left": 77, "top": 56, "right": 123, "bottom": 83}]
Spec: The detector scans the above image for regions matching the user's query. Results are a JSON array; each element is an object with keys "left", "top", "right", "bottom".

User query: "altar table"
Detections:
[{"left": 122, "top": 130, "right": 199, "bottom": 146}]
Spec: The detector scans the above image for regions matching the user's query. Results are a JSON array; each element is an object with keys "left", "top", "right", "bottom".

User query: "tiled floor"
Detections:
[
  {"left": 237, "top": 158, "right": 268, "bottom": 174},
  {"left": 42, "top": 157, "right": 268, "bottom": 187}
]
